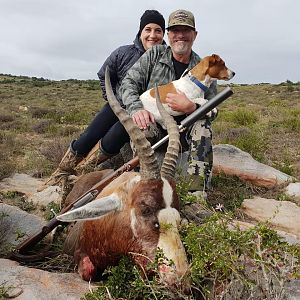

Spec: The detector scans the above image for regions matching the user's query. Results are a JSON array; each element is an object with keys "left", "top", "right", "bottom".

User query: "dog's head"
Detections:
[
  {"left": 201, "top": 54, "right": 235, "bottom": 81},
  {"left": 206, "top": 54, "right": 235, "bottom": 80}
]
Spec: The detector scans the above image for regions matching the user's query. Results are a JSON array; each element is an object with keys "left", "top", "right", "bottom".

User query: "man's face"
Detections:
[{"left": 167, "top": 26, "right": 197, "bottom": 56}]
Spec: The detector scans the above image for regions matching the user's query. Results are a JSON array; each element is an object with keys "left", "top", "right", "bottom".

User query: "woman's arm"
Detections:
[{"left": 97, "top": 48, "right": 120, "bottom": 101}]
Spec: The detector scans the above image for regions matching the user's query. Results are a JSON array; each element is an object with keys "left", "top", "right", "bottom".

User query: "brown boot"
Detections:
[
  {"left": 76, "top": 141, "right": 110, "bottom": 174},
  {"left": 45, "top": 147, "right": 83, "bottom": 186}
]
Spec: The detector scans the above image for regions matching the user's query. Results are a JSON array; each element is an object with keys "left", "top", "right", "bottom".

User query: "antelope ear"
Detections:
[{"left": 56, "top": 194, "right": 122, "bottom": 222}]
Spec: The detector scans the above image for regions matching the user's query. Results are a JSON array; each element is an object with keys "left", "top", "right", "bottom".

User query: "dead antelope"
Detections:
[{"left": 57, "top": 67, "right": 189, "bottom": 290}]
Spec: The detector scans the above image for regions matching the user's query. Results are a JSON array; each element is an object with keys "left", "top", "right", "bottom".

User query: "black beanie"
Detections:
[{"left": 139, "top": 10, "right": 165, "bottom": 35}]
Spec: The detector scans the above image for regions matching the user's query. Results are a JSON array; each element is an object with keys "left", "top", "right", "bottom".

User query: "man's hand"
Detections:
[
  {"left": 165, "top": 90, "right": 196, "bottom": 114},
  {"left": 132, "top": 109, "right": 155, "bottom": 129}
]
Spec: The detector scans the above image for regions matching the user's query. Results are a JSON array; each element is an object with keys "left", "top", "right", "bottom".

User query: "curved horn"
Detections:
[
  {"left": 155, "top": 86, "right": 180, "bottom": 179},
  {"left": 105, "top": 67, "right": 160, "bottom": 180}
]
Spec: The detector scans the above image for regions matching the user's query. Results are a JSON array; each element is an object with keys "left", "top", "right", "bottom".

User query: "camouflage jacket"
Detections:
[{"left": 119, "top": 45, "right": 217, "bottom": 115}]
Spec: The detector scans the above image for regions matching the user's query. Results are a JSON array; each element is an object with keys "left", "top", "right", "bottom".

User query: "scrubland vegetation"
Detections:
[{"left": 0, "top": 74, "right": 299, "bottom": 299}]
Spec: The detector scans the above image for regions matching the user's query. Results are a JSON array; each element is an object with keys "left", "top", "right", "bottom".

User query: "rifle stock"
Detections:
[{"left": 12, "top": 87, "right": 233, "bottom": 258}]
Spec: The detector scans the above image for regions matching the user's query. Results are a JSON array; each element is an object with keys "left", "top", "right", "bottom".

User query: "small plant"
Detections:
[
  {"left": 0, "top": 285, "right": 11, "bottom": 299},
  {"left": 273, "top": 156, "right": 294, "bottom": 176},
  {"left": 14, "top": 228, "right": 26, "bottom": 240},
  {"left": 43, "top": 201, "right": 61, "bottom": 220},
  {"left": 1, "top": 191, "right": 18, "bottom": 199},
  {"left": 176, "top": 173, "right": 207, "bottom": 204}
]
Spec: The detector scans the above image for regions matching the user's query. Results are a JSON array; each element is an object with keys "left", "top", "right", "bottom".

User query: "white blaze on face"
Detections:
[{"left": 157, "top": 178, "right": 189, "bottom": 278}]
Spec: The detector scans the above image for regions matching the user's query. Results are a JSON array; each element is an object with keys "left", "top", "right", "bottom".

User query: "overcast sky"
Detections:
[{"left": 1, "top": 0, "right": 299, "bottom": 84}]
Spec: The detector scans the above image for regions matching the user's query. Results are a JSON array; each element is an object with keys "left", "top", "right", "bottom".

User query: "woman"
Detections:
[{"left": 47, "top": 10, "right": 165, "bottom": 186}]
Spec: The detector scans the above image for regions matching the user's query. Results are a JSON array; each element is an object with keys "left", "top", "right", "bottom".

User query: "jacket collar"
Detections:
[{"left": 159, "top": 46, "right": 200, "bottom": 72}]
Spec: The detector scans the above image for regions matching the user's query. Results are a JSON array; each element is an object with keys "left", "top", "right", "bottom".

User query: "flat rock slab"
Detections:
[
  {"left": 240, "top": 197, "right": 300, "bottom": 236},
  {"left": 0, "top": 173, "right": 62, "bottom": 206},
  {"left": 231, "top": 220, "right": 300, "bottom": 245},
  {"left": 213, "top": 144, "right": 296, "bottom": 188},
  {"left": 0, "top": 203, "right": 46, "bottom": 254},
  {"left": 0, "top": 173, "right": 44, "bottom": 196},
  {"left": 28, "top": 185, "right": 62, "bottom": 206},
  {"left": 0, "top": 259, "right": 91, "bottom": 300}
]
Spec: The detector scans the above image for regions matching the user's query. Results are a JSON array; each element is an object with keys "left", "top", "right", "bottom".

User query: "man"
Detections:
[{"left": 119, "top": 9, "right": 217, "bottom": 192}]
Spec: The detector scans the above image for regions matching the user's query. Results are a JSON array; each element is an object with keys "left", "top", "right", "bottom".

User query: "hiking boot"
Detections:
[
  {"left": 44, "top": 144, "right": 83, "bottom": 187},
  {"left": 76, "top": 141, "right": 111, "bottom": 174}
]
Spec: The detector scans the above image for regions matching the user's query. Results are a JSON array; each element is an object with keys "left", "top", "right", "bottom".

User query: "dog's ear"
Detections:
[
  {"left": 211, "top": 54, "right": 221, "bottom": 62},
  {"left": 202, "top": 57, "right": 210, "bottom": 74}
]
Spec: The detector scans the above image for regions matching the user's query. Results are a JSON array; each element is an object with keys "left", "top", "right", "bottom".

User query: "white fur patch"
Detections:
[
  {"left": 127, "top": 174, "right": 141, "bottom": 188},
  {"left": 161, "top": 178, "right": 173, "bottom": 208},
  {"left": 130, "top": 208, "right": 138, "bottom": 238},
  {"left": 159, "top": 178, "right": 181, "bottom": 226}
]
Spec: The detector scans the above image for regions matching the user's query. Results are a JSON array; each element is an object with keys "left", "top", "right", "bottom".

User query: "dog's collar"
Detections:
[{"left": 188, "top": 73, "right": 209, "bottom": 93}]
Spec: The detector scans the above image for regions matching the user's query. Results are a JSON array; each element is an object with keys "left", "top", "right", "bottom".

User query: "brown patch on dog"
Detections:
[
  {"left": 149, "top": 82, "right": 178, "bottom": 103},
  {"left": 190, "top": 57, "right": 209, "bottom": 80},
  {"left": 190, "top": 54, "right": 232, "bottom": 81}
]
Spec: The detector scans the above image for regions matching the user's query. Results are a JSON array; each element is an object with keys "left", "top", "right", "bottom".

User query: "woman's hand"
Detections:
[
  {"left": 165, "top": 90, "right": 196, "bottom": 114},
  {"left": 132, "top": 110, "right": 155, "bottom": 129}
]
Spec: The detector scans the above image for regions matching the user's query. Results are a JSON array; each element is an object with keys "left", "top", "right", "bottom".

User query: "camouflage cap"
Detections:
[{"left": 166, "top": 9, "right": 195, "bottom": 30}]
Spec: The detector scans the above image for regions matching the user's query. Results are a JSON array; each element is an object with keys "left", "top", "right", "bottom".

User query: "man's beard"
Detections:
[{"left": 172, "top": 41, "right": 190, "bottom": 55}]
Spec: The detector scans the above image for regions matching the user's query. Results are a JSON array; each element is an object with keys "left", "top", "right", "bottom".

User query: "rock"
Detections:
[
  {"left": 240, "top": 197, "right": 300, "bottom": 236},
  {"left": 28, "top": 185, "right": 62, "bottom": 206},
  {"left": 286, "top": 182, "right": 300, "bottom": 199},
  {"left": 181, "top": 201, "right": 212, "bottom": 224},
  {"left": 0, "top": 173, "right": 44, "bottom": 196},
  {"left": 230, "top": 220, "right": 300, "bottom": 245},
  {"left": 0, "top": 203, "right": 46, "bottom": 255},
  {"left": 213, "top": 144, "right": 296, "bottom": 188},
  {"left": 0, "top": 173, "right": 62, "bottom": 206},
  {"left": 0, "top": 258, "right": 91, "bottom": 300}
]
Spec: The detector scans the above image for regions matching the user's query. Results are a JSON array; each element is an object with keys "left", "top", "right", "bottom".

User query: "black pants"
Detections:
[{"left": 72, "top": 103, "right": 130, "bottom": 156}]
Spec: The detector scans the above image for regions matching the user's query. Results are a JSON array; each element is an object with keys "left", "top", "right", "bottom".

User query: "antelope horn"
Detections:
[
  {"left": 154, "top": 85, "right": 180, "bottom": 179},
  {"left": 105, "top": 67, "right": 160, "bottom": 180}
]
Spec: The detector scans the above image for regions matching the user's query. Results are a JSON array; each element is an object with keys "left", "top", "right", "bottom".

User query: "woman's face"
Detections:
[{"left": 140, "top": 23, "right": 164, "bottom": 50}]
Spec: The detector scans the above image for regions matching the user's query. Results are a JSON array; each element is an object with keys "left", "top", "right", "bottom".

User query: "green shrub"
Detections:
[
  {"left": 83, "top": 254, "right": 186, "bottom": 300},
  {"left": 208, "top": 175, "right": 253, "bottom": 210},
  {"left": 221, "top": 109, "right": 258, "bottom": 126},
  {"left": 182, "top": 215, "right": 300, "bottom": 298}
]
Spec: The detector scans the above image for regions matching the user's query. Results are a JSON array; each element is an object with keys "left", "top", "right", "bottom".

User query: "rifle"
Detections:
[{"left": 11, "top": 87, "right": 233, "bottom": 260}]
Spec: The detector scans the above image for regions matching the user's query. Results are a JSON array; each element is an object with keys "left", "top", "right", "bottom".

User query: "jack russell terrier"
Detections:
[{"left": 140, "top": 54, "right": 235, "bottom": 126}]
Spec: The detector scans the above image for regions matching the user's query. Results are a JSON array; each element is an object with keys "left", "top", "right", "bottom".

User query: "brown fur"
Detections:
[
  {"left": 190, "top": 54, "right": 230, "bottom": 80},
  {"left": 149, "top": 82, "right": 178, "bottom": 103},
  {"left": 63, "top": 171, "right": 172, "bottom": 277}
]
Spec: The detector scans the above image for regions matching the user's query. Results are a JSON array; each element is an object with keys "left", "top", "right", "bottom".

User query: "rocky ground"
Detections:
[{"left": 0, "top": 144, "right": 299, "bottom": 299}]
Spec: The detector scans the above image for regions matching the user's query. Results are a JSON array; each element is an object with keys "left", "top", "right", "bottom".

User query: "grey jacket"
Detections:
[
  {"left": 119, "top": 45, "right": 217, "bottom": 115},
  {"left": 97, "top": 34, "right": 145, "bottom": 102}
]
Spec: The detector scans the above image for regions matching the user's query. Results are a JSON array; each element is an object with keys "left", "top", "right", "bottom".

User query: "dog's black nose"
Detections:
[{"left": 232, "top": 71, "right": 236, "bottom": 77}]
